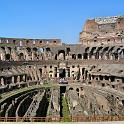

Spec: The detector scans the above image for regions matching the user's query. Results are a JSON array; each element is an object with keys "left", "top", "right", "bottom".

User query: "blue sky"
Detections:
[{"left": 0, "top": 0, "right": 124, "bottom": 44}]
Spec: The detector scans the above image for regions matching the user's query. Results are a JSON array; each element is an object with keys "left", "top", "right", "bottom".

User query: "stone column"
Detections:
[
  {"left": 99, "top": 55, "right": 101, "bottom": 60},
  {"left": 1, "top": 78, "right": 4, "bottom": 86},
  {"left": 12, "top": 76, "right": 14, "bottom": 84},
  {"left": 66, "top": 69, "right": 68, "bottom": 78},
  {"left": 17, "top": 76, "right": 20, "bottom": 83},
  {"left": 57, "top": 70, "right": 59, "bottom": 78},
  {"left": 87, "top": 54, "right": 90, "bottom": 60},
  {"left": 22, "top": 75, "right": 26, "bottom": 82},
  {"left": 32, "top": 52, "right": 34, "bottom": 60}
]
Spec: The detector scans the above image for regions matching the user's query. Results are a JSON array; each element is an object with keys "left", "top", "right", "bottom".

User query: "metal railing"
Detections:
[{"left": 0, "top": 115, "right": 124, "bottom": 122}]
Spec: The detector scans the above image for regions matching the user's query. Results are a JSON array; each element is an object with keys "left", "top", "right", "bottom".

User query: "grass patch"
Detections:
[
  {"left": 61, "top": 95, "right": 71, "bottom": 122},
  {"left": 0, "top": 43, "right": 15, "bottom": 46}
]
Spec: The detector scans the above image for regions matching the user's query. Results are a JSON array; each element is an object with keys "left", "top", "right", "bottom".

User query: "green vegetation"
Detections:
[
  {"left": 61, "top": 95, "right": 71, "bottom": 122},
  {"left": 0, "top": 43, "right": 15, "bottom": 46}
]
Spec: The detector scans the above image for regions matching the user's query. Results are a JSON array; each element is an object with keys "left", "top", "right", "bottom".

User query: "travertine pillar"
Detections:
[
  {"left": 1, "top": 78, "right": 4, "bottom": 86},
  {"left": 17, "top": 76, "right": 20, "bottom": 83},
  {"left": 12, "top": 76, "right": 14, "bottom": 83}
]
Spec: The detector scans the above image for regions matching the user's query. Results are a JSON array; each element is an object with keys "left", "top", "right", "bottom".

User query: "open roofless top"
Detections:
[{"left": 0, "top": 15, "right": 124, "bottom": 122}]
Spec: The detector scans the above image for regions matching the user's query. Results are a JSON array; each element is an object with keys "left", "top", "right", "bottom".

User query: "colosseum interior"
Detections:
[{"left": 1, "top": 16, "right": 124, "bottom": 122}]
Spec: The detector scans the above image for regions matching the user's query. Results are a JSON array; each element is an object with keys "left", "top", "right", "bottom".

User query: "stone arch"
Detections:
[
  {"left": 26, "top": 40, "right": 29, "bottom": 44},
  {"left": 58, "top": 50, "right": 65, "bottom": 60},
  {"left": 122, "top": 100, "right": 124, "bottom": 106},
  {"left": 90, "top": 47, "right": 96, "bottom": 53},
  {"left": 72, "top": 54, "right": 76, "bottom": 59},
  {"left": 55, "top": 54, "right": 57, "bottom": 60},
  {"left": 69, "top": 87, "right": 73, "bottom": 90},
  {"left": 19, "top": 53, "right": 24, "bottom": 60},
  {"left": 39, "top": 68, "right": 42, "bottom": 76},
  {"left": 76, "top": 88, "right": 79, "bottom": 92},
  {"left": 38, "top": 48, "right": 43, "bottom": 52},
  {"left": 46, "top": 47, "right": 51, "bottom": 52},
  {"left": 26, "top": 47, "right": 31, "bottom": 52},
  {"left": 90, "top": 47, "right": 97, "bottom": 59},
  {"left": 1, "top": 47, "right": 5, "bottom": 50},
  {"left": 7, "top": 47, "right": 11, "bottom": 52},
  {"left": 5, "top": 54, "right": 11, "bottom": 60},
  {"left": 33, "top": 47, "right": 37, "bottom": 52},
  {"left": 102, "top": 47, "right": 109, "bottom": 59},
  {"left": 102, "top": 47, "right": 109, "bottom": 53},
  {"left": 83, "top": 53, "right": 88, "bottom": 59},
  {"left": 77, "top": 54, "right": 82, "bottom": 59},
  {"left": 85, "top": 47, "right": 89, "bottom": 53}
]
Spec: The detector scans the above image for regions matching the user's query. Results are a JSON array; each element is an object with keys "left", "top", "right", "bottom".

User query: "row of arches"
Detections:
[{"left": 0, "top": 46, "right": 124, "bottom": 61}]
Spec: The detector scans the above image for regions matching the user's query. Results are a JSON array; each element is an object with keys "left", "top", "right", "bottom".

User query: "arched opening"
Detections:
[
  {"left": 39, "top": 68, "right": 42, "bottom": 77},
  {"left": 102, "top": 47, "right": 109, "bottom": 53},
  {"left": 83, "top": 53, "right": 88, "bottom": 59},
  {"left": 85, "top": 47, "right": 89, "bottom": 53},
  {"left": 91, "top": 47, "right": 96, "bottom": 53},
  {"left": 95, "top": 52, "right": 99, "bottom": 59},
  {"left": 1, "top": 47, "right": 5, "bottom": 50},
  {"left": 122, "top": 100, "right": 124, "bottom": 106},
  {"left": 39, "top": 40, "right": 42, "bottom": 43},
  {"left": 46, "top": 47, "right": 51, "bottom": 52},
  {"left": 58, "top": 50, "right": 65, "bottom": 60},
  {"left": 114, "top": 52, "right": 118, "bottom": 60},
  {"left": 112, "top": 85, "right": 115, "bottom": 88},
  {"left": 104, "top": 76, "right": 109, "bottom": 80},
  {"left": 53, "top": 40, "right": 56, "bottom": 43},
  {"left": 72, "top": 54, "right": 76, "bottom": 59},
  {"left": 80, "top": 87, "right": 83, "bottom": 91},
  {"left": 102, "top": 83, "right": 105, "bottom": 87},
  {"left": 76, "top": 88, "right": 79, "bottom": 96},
  {"left": 66, "top": 47, "right": 70, "bottom": 54},
  {"left": 33, "top": 47, "right": 37, "bottom": 52},
  {"left": 59, "top": 68, "right": 65, "bottom": 78},
  {"left": 88, "top": 82, "right": 92, "bottom": 85},
  {"left": 49, "top": 71, "right": 53, "bottom": 77},
  {"left": 19, "top": 53, "right": 24, "bottom": 60},
  {"left": 55, "top": 54, "right": 57, "bottom": 60},
  {"left": 76, "top": 88, "right": 79, "bottom": 92},
  {"left": 82, "top": 68, "right": 85, "bottom": 75},
  {"left": 13, "top": 40, "right": 16, "bottom": 44},
  {"left": 78, "top": 54, "right": 82, "bottom": 59},
  {"left": 69, "top": 87, "right": 73, "bottom": 90},
  {"left": 5, "top": 54, "right": 10, "bottom": 60},
  {"left": 26, "top": 40, "right": 29, "bottom": 44},
  {"left": 26, "top": 47, "right": 31, "bottom": 52},
  {"left": 99, "top": 75, "right": 103, "bottom": 80},
  {"left": 7, "top": 47, "right": 11, "bottom": 52},
  {"left": 38, "top": 48, "right": 43, "bottom": 52},
  {"left": 110, "top": 76, "right": 115, "bottom": 82}
]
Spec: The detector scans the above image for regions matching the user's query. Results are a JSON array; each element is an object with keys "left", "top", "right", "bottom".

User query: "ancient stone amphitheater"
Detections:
[{"left": 0, "top": 15, "right": 124, "bottom": 122}]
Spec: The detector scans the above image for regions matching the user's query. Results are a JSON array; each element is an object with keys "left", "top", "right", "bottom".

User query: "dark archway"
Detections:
[
  {"left": 5, "top": 54, "right": 10, "bottom": 60},
  {"left": 55, "top": 54, "right": 57, "bottom": 60},
  {"left": 78, "top": 54, "right": 82, "bottom": 59},
  {"left": 59, "top": 68, "right": 65, "bottom": 78},
  {"left": 19, "top": 53, "right": 24, "bottom": 60},
  {"left": 58, "top": 50, "right": 65, "bottom": 60},
  {"left": 83, "top": 53, "right": 88, "bottom": 59},
  {"left": 39, "top": 68, "right": 42, "bottom": 77},
  {"left": 72, "top": 54, "right": 76, "bottom": 59},
  {"left": 26, "top": 47, "right": 31, "bottom": 52},
  {"left": 33, "top": 47, "right": 37, "bottom": 52},
  {"left": 69, "top": 87, "right": 73, "bottom": 90}
]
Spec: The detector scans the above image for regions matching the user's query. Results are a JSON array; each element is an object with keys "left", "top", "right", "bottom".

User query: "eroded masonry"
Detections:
[{"left": 1, "top": 16, "right": 124, "bottom": 122}]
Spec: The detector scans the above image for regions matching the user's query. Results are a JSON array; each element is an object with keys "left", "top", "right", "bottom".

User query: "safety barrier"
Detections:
[{"left": 0, "top": 115, "right": 124, "bottom": 122}]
